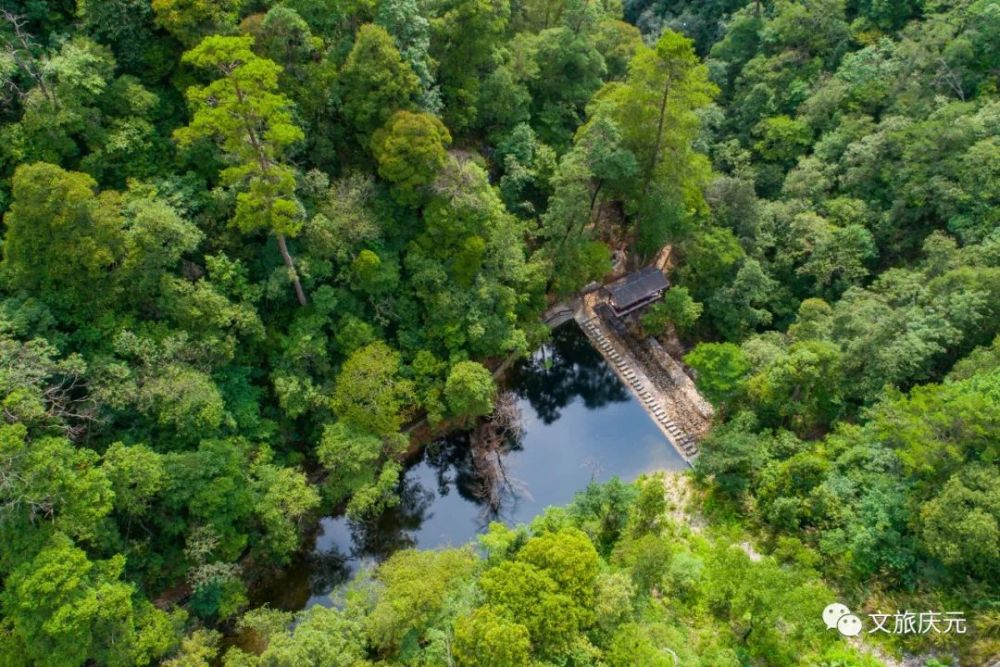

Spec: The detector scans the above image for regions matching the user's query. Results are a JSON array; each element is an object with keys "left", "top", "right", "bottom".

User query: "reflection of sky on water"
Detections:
[{"left": 269, "top": 323, "right": 688, "bottom": 611}]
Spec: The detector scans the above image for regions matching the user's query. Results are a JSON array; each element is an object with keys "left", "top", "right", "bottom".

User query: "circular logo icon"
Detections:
[
  {"left": 822, "top": 602, "right": 851, "bottom": 630},
  {"left": 836, "top": 614, "right": 863, "bottom": 637}
]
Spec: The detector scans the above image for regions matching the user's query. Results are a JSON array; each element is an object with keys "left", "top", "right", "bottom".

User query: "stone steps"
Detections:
[{"left": 578, "top": 317, "right": 699, "bottom": 460}]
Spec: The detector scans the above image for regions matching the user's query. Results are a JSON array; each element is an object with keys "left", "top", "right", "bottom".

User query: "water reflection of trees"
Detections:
[
  {"left": 423, "top": 435, "right": 480, "bottom": 504},
  {"left": 511, "top": 323, "right": 628, "bottom": 424},
  {"left": 303, "top": 473, "right": 435, "bottom": 598},
  {"left": 305, "top": 547, "right": 353, "bottom": 598},
  {"left": 305, "top": 324, "right": 627, "bottom": 594},
  {"left": 417, "top": 392, "right": 532, "bottom": 526},
  {"left": 344, "top": 473, "right": 435, "bottom": 563}
]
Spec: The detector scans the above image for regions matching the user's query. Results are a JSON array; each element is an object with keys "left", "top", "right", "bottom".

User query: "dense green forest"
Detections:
[{"left": 0, "top": 0, "right": 996, "bottom": 664}]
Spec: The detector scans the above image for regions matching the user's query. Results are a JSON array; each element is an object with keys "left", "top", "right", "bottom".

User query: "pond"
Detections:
[{"left": 257, "top": 322, "right": 688, "bottom": 611}]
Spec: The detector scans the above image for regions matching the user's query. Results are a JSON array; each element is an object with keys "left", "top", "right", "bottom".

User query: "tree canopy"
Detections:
[{"left": 0, "top": 0, "right": 996, "bottom": 664}]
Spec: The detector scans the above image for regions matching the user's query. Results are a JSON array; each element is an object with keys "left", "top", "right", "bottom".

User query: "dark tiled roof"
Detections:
[{"left": 606, "top": 266, "right": 668, "bottom": 308}]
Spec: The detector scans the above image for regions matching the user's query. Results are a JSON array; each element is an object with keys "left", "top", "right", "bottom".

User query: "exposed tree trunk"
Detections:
[
  {"left": 650, "top": 73, "right": 673, "bottom": 185},
  {"left": 633, "top": 72, "right": 675, "bottom": 263},
  {"left": 470, "top": 392, "right": 526, "bottom": 515},
  {"left": 277, "top": 233, "right": 308, "bottom": 306},
  {"left": 1, "top": 9, "right": 53, "bottom": 105},
  {"left": 589, "top": 179, "right": 604, "bottom": 218},
  {"left": 231, "top": 76, "right": 307, "bottom": 306}
]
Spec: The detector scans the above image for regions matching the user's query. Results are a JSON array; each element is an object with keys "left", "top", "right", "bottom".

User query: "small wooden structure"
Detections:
[{"left": 604, "top": 266, "right": 669, "bottom": 317}]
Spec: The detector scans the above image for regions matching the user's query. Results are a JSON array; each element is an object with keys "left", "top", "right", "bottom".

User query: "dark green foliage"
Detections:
[
  {"left": 684, "top": 342, "right": 751, "bottom": 406},
  {"left": 339, "top": 23, "right": 421, "bottom": 143},
  {"left": 217, "top": 477, "right": 874, "bottom": 665},
  {"left": 641, "top": 286, "right": 702, "bottom": 336},
  {"left": 0, "top": 0, "right": 997, "bottom": 663}
]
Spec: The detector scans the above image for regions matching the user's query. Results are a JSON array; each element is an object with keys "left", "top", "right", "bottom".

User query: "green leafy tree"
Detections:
[
  {"left": 151, "top": 0, "right": 242, "bottom": 45},
  {"left": 517, "top": 527, "right": 599, "bottom": 610},
  {"left": 747, "top": 339, "right": 844, "bottom": 434},
  {"left": 1, "top": 532, "right": 179, "bottom": 667},
  {"left": 366, "top": 548, "right": 476, "bottom": 651},
  {"left": 703, "top": 544, "right": 833, "bottom": 665},
  {"left": 119, "top": 193, "right": 204, "bottom": 306},
  {"left": 629, "top": 473, "right": 668, "bottom": 537},
  {"left": 330, "top": 341, "right": 413, "bottom": 438},
  {"left": 248, "top": 6, "right": 323, "bottom": 72},
  {"left": 251, "top": 461, "right": 320, "bottom": 564},
  {"left": 227, "top": 605, "right": 366, "bottom": 666},
  {"left": 427, "top": 0, "right": 511, "bottom": 130},
  {"left": 513, "top": 0, "right": 566, "bottom": 32},
  {"left": 479, "top": 560, "right": 586, "bottom": 658},
  {"left": 528, "top": 21, "right": 607, "bottom": 148},
  {"left": 371, "top": 110, "right": 451, "bottom": 202},
  {"left": 317, "top": 422, "right": 403, "bottom": 518},
  {"left": 475, "top": 44, "right": 535, "bottom": 140},
  {"left": 497, "top": 123, "right": 557, "bottom": 215},
  {"left": 576, "top": 116, "right": 639, "bottom": 213},
  {"left": 0, "top": 424, "right": 113, "bottom": 571},
  {"left": 538, "top": 148, "right": 614, "bottom": 295},
  {"left": 241, "top": 6, "right": 339, "bottom": 169},
  {"left": 920, "top": 465, "right": 1000, "bottom": 581},
  {"left": 376, "top": 0, "right": 440, "bottom": 111},
  {"left": 175, "top": 35, "right": 308, "bottom": 305},
  {"left": 694, "top": 411, "right": 775, "bottom": 499},
  {"left": 684, "top": 342, "right": 750, "bottom": 406},
  {"left": 454, "top": 606, "right": 531, "bottom": 667},
  {"left": 675, "top": 225, "right": 744, "bottom": 306},
  {"left": 0, "top": 171, "right": 201, "bottom": 333},
  {"left": 606, "top": 623, "right": 675, "bottom": 667},
  {"left": 444, "top": 360, "right": 495, "bottom": 420},
  {"left": 866, "top": 365, "right": 1000, "bottom": 482},
  {"left": 0, "top": 35, "right": 163, "bottom": 184},
  {"left": 405, "top": 155, "right": 543, "bottom": 360},
  {"left": 587, "top": 29, "right": 716, "bottom": 247},
  {"left": 707, "top": 258, "right": 778, "bottom": 340},
  {"left": 0, "top": 333, "right": 90, "bottom": 435},
  {"left": 594, "top": 19, "right": 642, "bottom": 80},
  {"left": 162, "top": 629, "right": 220, "bottom": 667},
  {"left": 752, "top": 114, "right": 812, "bottom": 167},
  {"left": 569, "top": 478, "right": 639, "bottom": 555},
  {"left": 102, "top": 442, "right": 166, "bottom": 517},
  {"left": 1, "top": 162, "right": 124, "bottom": 326},
  {"left": 790, "top": 214, "right": 877, "bottom": 297},
  {"left": 76, "top": 0, "right": 163, "bottom": 74},
  {"left": 338, "top": 24, "right": 420, "bottom": 143},
  {"left": 641, "top": 286, "right": 702, "bottom": 336}
]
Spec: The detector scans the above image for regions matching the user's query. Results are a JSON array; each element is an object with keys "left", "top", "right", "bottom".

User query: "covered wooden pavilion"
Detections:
[{"left": 604, "top": 266, "right": 668, "bottom": 317}]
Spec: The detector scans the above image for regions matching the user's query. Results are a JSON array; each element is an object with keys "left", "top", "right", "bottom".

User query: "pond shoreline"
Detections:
[
  {"left": 244, "top": 321, "right": 689, "bottom": 614},
  {"left": 239, "top": 338, "right": 534, "bottom": 609}
]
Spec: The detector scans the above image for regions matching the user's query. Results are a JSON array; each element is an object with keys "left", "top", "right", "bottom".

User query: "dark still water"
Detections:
[{"left": 259, "top": 322, "right": 687, "bottom": 610}]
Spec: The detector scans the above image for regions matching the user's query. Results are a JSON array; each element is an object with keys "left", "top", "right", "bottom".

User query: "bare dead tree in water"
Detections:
[
  {"left": 470, "top": 391, "right": 531, "bottom": 517},
  {"left": 581, "top": 456, "right": 605, "bottom": 484}
]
